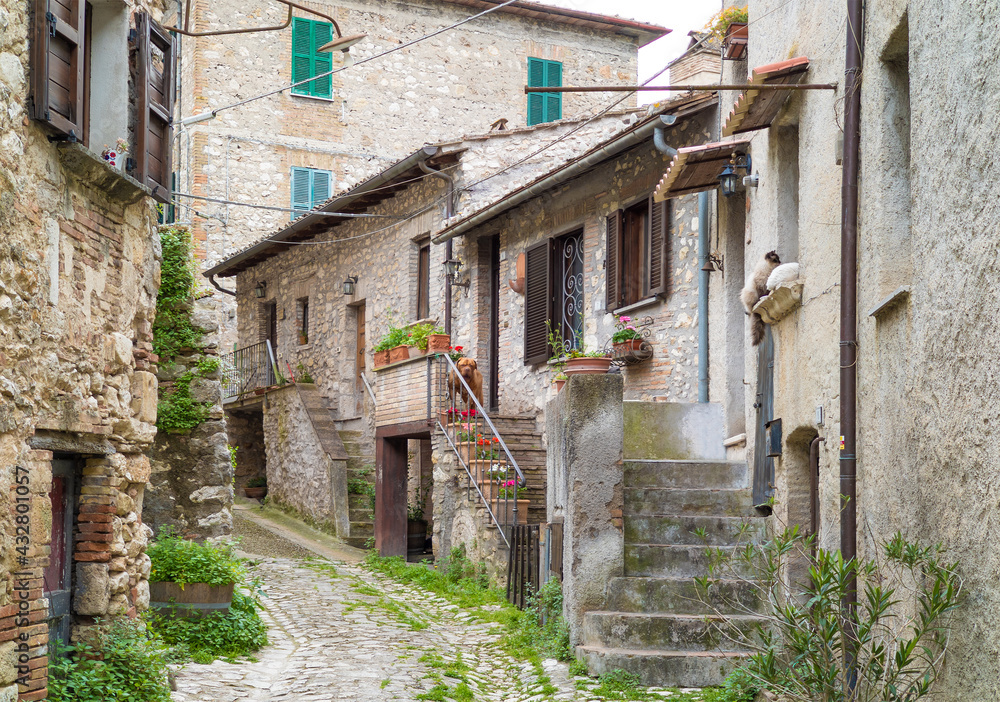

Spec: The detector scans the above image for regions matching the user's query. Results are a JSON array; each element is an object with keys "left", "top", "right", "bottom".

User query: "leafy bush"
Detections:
[
  {"left": 707, "top": 6, "right": 748, "bottom": 40},
  {"left": 246, "top": 477, "right": 267, "bottom": 489},
  {"left": 408, "top": 322, "right": 442, "bottom": 350},
  {"left": 374, "top": 326, "right": 409, "bottom": 352},
  {"left": 48, "top": 618, "right": 172, "bottom": 702},
  {"left": 503, "top": 577, "right": 571, "bottom": 661},
  {"left": 148, "top": 530, "right": 244, "bottom": 587},
  {"left": 156, "top": 357, "right": 220, "bottom": 433},
  {"left": 149, "top": 591, "right": 268, "bottom": 664},
  {"left": 697, "top": 528, "right": 963, "bottom": 702},
  {"left": 153, "top": 227, "right": 203, "bottom": 360}
]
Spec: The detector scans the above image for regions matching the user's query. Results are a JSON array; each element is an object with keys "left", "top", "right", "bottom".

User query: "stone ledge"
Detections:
[
  {"left": 57, "top": 143, "right": 151, "bottom": 205},
  {"left": 753, "top": 281, "right": 804, "bottom": 325}
]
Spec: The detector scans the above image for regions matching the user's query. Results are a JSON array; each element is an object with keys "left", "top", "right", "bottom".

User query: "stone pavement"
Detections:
[{"left": 171, "top": 508, "right": 689, "bottom": 701}]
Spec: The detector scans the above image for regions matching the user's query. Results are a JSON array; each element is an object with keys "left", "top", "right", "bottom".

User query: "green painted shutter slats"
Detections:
[
  {"left": 291, "top": 17, "right": 333, "bottom": 98},
  {"left": 312, "top": 170, "right": 331, "bottom": 206},
  {"left": 291, "top": 167, "right": 333, "bottom": 219},
  {"left": 526, "top": 58, "right": 562, "bottom": 126}
]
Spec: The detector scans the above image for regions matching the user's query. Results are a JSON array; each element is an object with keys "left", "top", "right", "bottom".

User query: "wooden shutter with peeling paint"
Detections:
[
  {"left": 647, "top": 197, "right": 669, "bottom": 296},
  {"left": 523, "top": 239, "right": 552, "bottom": 365},
  {"left": 31, "top": 0, "right": 87, "bottom": 139},
  {"left": 135, "top": 13, "right": 175, "bottom": 204},
  {"left": 605, "top": 209, "right": 622, "bottom": 312}
]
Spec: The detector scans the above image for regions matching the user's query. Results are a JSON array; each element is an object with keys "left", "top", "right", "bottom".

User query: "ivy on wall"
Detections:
[{"left": 154, "top": 227, "right": 215, "bottom": 433}]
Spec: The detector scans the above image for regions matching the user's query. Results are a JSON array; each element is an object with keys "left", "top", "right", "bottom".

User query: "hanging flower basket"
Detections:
[{"left": 564, "top": 356, "right": 612, "bottom": 376}]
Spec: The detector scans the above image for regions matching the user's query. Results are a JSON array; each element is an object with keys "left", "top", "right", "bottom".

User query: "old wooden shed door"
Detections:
[{"left": 45, "top": 459, "right": 76, "bottom": 650}]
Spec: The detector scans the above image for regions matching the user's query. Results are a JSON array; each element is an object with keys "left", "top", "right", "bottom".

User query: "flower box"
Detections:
[
  {"left": 388, "top": 345, "right": 409, "bottom": 364},
  {"left": 374, "top": 349, "right": 390, "bottom": 368},
  {"left": 428, "top": 333, "right": 451, "bottom": 352}
]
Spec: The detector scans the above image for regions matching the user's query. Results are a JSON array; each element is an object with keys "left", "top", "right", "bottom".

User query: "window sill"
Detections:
[
  {"left": 612, "top": 296, "right": 662, "bottom": 316},
  {"left": 297, "top": 344, "right": 312, "bottom": 350},
  {"left": 290, "top": 92, "right": 336, "bottom": 103},
  {"left": 57, "top": 142, "right": 151, "bottom": 204}
]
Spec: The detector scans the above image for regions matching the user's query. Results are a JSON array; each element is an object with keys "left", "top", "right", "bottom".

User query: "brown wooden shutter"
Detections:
[
  {"left": 647, "top": 198, "right": 669, "bottom": 297},
  {"left": 605, "top": 209, "right": 623, "bottom": 312},
  {"left": 523, "top": 239, "right": 552, "bottom": 366},
  {"left": 135, "top": 13, "right": 175, "bottom": 204},
  {"left": 31, "top": 0, "right": 86, "bottom": 139}
]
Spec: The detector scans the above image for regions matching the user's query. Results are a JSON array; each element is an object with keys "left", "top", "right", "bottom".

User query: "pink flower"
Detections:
[{"left": 619, "top": 315, "right": 632, "bottom": 323}]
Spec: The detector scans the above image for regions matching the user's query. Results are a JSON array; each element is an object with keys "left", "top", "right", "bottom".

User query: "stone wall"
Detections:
[{"left": 0, "top": 0, "right": 168, "bottom": 697}]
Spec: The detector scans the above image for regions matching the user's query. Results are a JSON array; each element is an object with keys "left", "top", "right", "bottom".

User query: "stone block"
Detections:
[
  {"left": 0, "top": 642, "right": 14, "bottom": 686},
  {"left": 130, "top": 371, "right": 158, "bottom": 424},
  {"left": 0, "top": 684, "right": 16, "bottom": 702},
  {"left": 624, "top": 402, "right": 725, "bottom": 461},
  {"left": 188, "top": 376, "right": 221, "bottom": 404},
  {"left": 191, "top": 298, "right": 220, "bottom": 334},
  {"left": 110, "top": 332, "right": 133, "bottom": 369},
  {"left": 122, "top": 453, "right": 151, "bottom": 483},
  {"left": 189, "top": 485, "right": 233, "bottom": 504},
  {"left": 134, "top": 580, "right": 150, "bottom": 611},
  {"left": 108, "top": 570, "right": 130, "bottom": 596},
  {"left": 74, "top": 563, "right": 110, "bottom": 615}
]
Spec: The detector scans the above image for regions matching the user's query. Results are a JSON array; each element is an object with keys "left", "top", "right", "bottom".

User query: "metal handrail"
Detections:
[
  {"left": 221, "top": 341, "right": 275, "bottom": 400},
  {"left": 360, "top": 372, "right": 376, "bottom": 406},
  {"left": 437, "top": 422, "right": 511, "bottom": 546}
]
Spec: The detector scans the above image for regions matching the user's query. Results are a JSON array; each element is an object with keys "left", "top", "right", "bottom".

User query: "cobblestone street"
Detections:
[{"left": 170, "top": 508, "right": 587, "bottom": 701}]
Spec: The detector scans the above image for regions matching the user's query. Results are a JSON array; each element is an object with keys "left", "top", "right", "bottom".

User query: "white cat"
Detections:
[{"left": 766, "top": 262, "right": 800, "bottom": 291}]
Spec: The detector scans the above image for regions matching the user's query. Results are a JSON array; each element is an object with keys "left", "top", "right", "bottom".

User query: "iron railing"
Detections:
[
  {"left": 221, "top": 340, "right": 277, "bottom": 401},
  {"left": 433, "top": 353, "right": 526, "bottom": 548}
]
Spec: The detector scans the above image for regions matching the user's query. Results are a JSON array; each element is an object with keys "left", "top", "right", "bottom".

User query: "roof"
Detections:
[
  {"left": 653, "top": 139, "right": 752, "bottom": 201},
  {"left": 723, "top": 56, "right": 811, "bottom": 136},
  {"left": 433, "top": 91, "right": 718, "bottom": 243},
  {"left": 438, "top": 0, "right": 670, "bottom": 47}
]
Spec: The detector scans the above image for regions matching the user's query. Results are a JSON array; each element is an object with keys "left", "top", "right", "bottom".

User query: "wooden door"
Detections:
[
  {"left": 356, "top": 302, "right": 366, "bottom": 413},
  {"left": 45, "top": 459, "right": 76, "bottom": 650},
  {"left": 488, "top": 236, "right": 500, "bottom": 411},
  {"left": 752, "top": 326, "right": 775, "bottom": 512}
]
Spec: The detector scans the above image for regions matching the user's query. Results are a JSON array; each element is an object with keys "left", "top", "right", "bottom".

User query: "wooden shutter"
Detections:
[
  {"left": 135, "top": 13, "right": 175, "bottom": 204},
  {"left": 291, "top": 18, "right": 312, "bottom": 96},
  {"left": 545, "top": 61, "right": 562, "bottom": 122},
  {"left": 312, "top": 21, "right": 333, "bottom": 98},
  {"left": 31, "top": 0, "right": 86, "bottom": 139},
  {"left": 523, "top": 239, "right": 552, "bottom": 365},
  {"left": 311, "top": 169, "right": 331, "bottom": 206},
  {"left": 527, "top": 58, "right": 544, "bottom": 126},
  {"left": 290, "top": 167, "right": 311, "bottom": 218},
  {"left": 605, "top": 209, "right": 623, "bottom": 312},
  {"left": 647, "top": 197, "right": 669, "bottom": 296}
]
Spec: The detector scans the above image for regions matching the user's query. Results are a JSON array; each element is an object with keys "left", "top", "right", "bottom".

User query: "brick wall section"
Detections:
[{"left": 374, "top": 356, "right": 445, "bottom": 428}]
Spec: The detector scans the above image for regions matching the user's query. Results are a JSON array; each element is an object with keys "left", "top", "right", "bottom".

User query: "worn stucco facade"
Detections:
[
  {"left": 0, "top": 0, "right": 169, "bottom": 698},
  {"left": 723, "top": 0, "right": 1000, "bottom": 697}
]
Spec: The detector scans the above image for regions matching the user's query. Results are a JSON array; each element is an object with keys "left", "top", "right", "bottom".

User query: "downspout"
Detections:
[
  {"left": 419, "top": 161, "right": 456, "bottom": 335},
  {"left": 840, "top": 0, "right": 864, "bottom": 684},
  {"left": 208, "top": 273, "right": 236, "bottom": 296},
  {"left": 697, "top": 192, "right": 710, "bottom": 402}
]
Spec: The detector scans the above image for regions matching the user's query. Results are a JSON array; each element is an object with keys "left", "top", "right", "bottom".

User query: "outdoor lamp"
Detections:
[
  {"left": 717, "top": 153, "right": 752, "bottom": 198},
  {"left": 254, "top": 281, "right": 267, "bottom": 298},
  {"left": 445, "top": 258, "right": 463, "bottom": 278},
  {"left": 319, "top": 33, "right": 367, "bottom": 69},
  {"left": 342, "top": 275, "right": 359, "bottom": 296}
]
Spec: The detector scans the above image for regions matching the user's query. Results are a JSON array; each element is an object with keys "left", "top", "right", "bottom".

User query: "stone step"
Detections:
[
  {"left": 338, "top": 430, "right": 364, "bottom": 441},
  {"left": 349, "top": 521, "right": 373, "bottom": 537},
  {"left": 603, "top": 577, "right": 763, "bottom": 616},
  {"left": 624, "top": 515, "right": 763, "bottom": 546},
  {"left": 581, "top": 611, "right": 761, "bottom": 652},
  {"left": 343, "top": 536, "right": 371, "bottom": 549},
  {"left": 346, "top": 461, "right": 375, "bottom": 477},
  {"left": 624, "top": 461, "right": 748, "bottom": 490},
  {"left": 349, "top": 494, "right": 375, "bottom": 510},
  {"left": 624, "top": 544, "right": 751, "bottom": 578},
  {"left": 576, "top": 646, "right": 747, "bottom": 688},
  {"left": 349, "top": 508, "right": 373, "bottom": 522},
  {"left": 624, "top": 487, "right": 753, "bottom": 517}
]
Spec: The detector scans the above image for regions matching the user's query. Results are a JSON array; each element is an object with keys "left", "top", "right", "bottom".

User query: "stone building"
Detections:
[
  {"left": 631, "top": 0, "right": 1000, "bottom": 697},
  {"left": 0, "top": 0, "right": 173, "bottom": 698},
  {"left": 171, "top": 0, "right": 668, "bottom": 348}
]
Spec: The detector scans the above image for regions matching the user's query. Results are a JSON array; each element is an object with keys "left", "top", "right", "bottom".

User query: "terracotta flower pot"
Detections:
[
  {"left": 553, "top": 378, "right": 566, "bottom": 392},
  {"left": 494, "top": 499, "right": 530, "bottom": 525},
  {"left": 564, "top": 356, "right": 612, "bottom": 376},
  {"left": 613, "top": 339, "right": 644, "bottom": 353},
  {"left": 428, "top": 333, "right": 451, "bottom": 352},
  {"left": 388, "top": 345, "right": 409, "bottom": 363},
  {"left": 374, "top": 349, "right": 390, "bottom": 368}
]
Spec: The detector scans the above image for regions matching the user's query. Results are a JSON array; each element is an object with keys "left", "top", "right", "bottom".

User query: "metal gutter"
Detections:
[
  {"left": 432, "top": 100, "right": 714, "bottom": 245},
  {"left": 205, "top": 145, "right": 441, "bottom": 278}
]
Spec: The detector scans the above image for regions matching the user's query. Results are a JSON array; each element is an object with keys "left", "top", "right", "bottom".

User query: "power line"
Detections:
[{"left": 172, "top": 191, "right": 403, "bottom": 218}]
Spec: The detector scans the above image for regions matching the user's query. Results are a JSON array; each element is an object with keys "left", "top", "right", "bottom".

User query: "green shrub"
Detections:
[
  {"left": 48, "top": 618, "right": 171, "bottom": 702},
  {"left": 502, "top": 577, "right": 571, "bottom": 662},
  {"left": 148, "top": 530, "right": 243, "bottom": 587},
  {"left": 149, "top": 591, "right": 268, "bottom": 664},
  {"left": 246, "top": 477, "right": 267, "bottom": 489}
]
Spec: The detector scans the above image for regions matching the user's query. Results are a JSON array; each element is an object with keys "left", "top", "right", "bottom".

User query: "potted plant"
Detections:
[
  {"left": 708, "top": 6, "right": 749, "bottom": 59},
  {"left": 244, "top": 477, "right": 267, "bottom": 499},
  {"left": 408, "top": 322, "right": 437, "bottom": 356},
  {"left": 407, "top": 486, "right": 428, "bottom": 556},
  {"left": 495, "top": 479, "right": 529, "bottom": 525},
  {"left": 427, "top": 328, "right": 450, "bottom": 352},
  {"left": 148, "top": 529, "right": 242, "bottom": 619},
  {"left": 384, "top": 327, "right": 410, "bottom": 364},
  {"left": 298, "top": 331, "right": 308, "bottom": 345},
  {"left": 295, "top": 362, "right": 314, "bottom": 384},
  {"left": 101, "top": 137, "right": 129, "bottom": 170},
  {"left": 552, "top": 372, "right": 568, "bottom": 392},
  {"left": 548, "top": 324, "right": 611, "bottom": 376}
]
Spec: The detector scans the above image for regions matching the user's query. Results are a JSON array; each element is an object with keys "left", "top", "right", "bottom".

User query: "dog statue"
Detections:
[{"left": 449, "top": 357, "right": 484, "bottom": 408}]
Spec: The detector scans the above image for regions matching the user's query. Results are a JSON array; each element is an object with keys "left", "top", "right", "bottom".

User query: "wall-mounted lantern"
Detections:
[
  {"left": 445, "top": 259, "right": 469, "bottom": 289},
  {"left": 342, "top": 275, "right": 359, "bottom": 296},
  {"left": 717, "top": 153, "right": 753, "bottom": 197},
  {"left": 254, "top": 281, "right": 267, "bottom": 298}
]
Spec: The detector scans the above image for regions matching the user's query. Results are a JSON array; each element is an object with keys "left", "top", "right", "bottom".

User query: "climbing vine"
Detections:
[{"left": 154, "top": 226, "right": 216, "bottom": 433}]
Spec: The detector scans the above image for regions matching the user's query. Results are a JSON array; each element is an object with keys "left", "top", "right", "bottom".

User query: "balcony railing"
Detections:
[{"left": 221, "top": 340, "right": 276, "bottom": 401}]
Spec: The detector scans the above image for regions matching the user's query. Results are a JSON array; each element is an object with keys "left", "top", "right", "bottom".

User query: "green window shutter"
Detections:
[
  {"left": 291, "top": 18, "right": 334, "bottom": 98},
  {"left": 527, "top": 58, "right": 562, "bottom": 126},
  {"left": 312, "top": 170, "right": 331, "bottom": 206},
  {"left": 291, "top": 167, "right": 312, "bottom": 218}
]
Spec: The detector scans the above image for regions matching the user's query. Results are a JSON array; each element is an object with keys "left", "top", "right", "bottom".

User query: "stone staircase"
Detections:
[
  {"left": 576, "top": 404, "right": 765, "bottom": 687},
  {"left": 340, "top": 429, "right": 375, "bottom": 549},
  {"left": 484, "top": 416, "right": 547, "bottom": 526}
]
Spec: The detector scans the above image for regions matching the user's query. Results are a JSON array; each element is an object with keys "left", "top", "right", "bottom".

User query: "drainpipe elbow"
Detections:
[
  {"left": 653, "top": 114, "right": 678, "bottom": 157},
  {"left": 207, "top": 273, "right": 236, "bottom": 297}
]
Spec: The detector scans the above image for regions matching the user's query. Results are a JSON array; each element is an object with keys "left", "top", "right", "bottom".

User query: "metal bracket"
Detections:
[
  {"left": 46, "top": 11, "right": 56, "bottom": 37},
  {"left": 47, "top": 130, "right": 78, "bottom": 144},
  {"left": 165, "top": 0, "right": 341, "bottom": 39}
]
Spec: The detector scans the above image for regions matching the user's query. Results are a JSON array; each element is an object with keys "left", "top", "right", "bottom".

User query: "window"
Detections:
[
  {"left": 523, "top": 230, "right": 583, "bottom": 365},
  {"left": 30, "top": 5, "right": 175, "bottom": 203},
  {"left": 606, "top": 196, "right": 669, "bottom": 311},
  {"left": 527, "top": 58, "right": 562, "bottom": 126},
  {"left": 291, "top": 17, "right": 333, "bottom": 98},
  {"left": 416, "top": 242, "right": 430, "bottom": 320},
  {"left": 290, "top": 167, "right": 332, "bottom": 218},
  {"left": 296, "top": 297, "right": 309, "bottom": 345}
]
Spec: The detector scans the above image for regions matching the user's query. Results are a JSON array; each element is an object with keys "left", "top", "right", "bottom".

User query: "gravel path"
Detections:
[{"left": 170, "top": 510, "right": 591, "bottom": 701}]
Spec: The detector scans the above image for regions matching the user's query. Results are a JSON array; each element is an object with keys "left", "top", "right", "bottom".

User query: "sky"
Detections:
[{"left": 540, "top": 0, "right": 722, "bottom": 102}]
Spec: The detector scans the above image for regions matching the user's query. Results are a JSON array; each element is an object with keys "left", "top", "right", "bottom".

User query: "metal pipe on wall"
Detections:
[
  {"left": 697, "top": 191, "right": 710, "bottom": 402},
  {"left": 418, "top": 162, "right": 456, "bottom": 335},
  {"left": 840, "top": 0, "right": 865, "bottom": 683}
]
